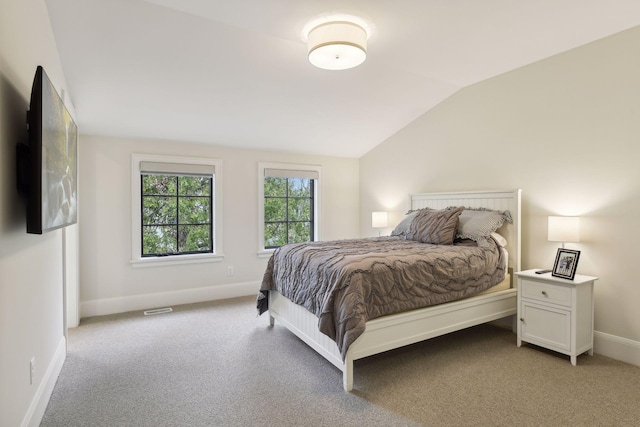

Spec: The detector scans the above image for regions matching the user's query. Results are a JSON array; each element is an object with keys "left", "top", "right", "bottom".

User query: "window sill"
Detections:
[
  {"left": 257, "top": 250, "right": 274, "bottom": 259},
  {"left": 131, "top": 253, "right": 224, "bottom": 268}
]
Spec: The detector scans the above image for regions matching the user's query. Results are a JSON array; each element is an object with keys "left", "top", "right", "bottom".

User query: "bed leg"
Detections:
[
  {"left": 269, "top": 314, "right": 275, "bottom": 327},
  {"left": 343, "top": 353, "right": 353, "bottom": 392}
]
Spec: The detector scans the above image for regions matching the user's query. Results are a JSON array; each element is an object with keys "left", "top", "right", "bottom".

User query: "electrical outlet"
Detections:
[
  {"left": 227, "top": 266, "right": 234, "bottom": 276},
  {"left": 30, "top": 357, "right": 36, "bottom": 385}
]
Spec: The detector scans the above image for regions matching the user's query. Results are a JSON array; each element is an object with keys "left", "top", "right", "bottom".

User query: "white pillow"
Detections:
[{"left": 491, "top": 232, "right": 507, "bottom": 247}]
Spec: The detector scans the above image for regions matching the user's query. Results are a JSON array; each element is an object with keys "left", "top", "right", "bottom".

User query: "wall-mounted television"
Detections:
[{"left": 17, "top": 66, "right": 78, "bottom": 234}]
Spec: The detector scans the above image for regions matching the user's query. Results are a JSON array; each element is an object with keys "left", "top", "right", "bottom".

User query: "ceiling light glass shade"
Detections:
[
  {"left": 308, "top": 21, "right": 367, "bottom": 70},
  {"left": 548, "top": 216, "right": 581, "bottom": 243}
]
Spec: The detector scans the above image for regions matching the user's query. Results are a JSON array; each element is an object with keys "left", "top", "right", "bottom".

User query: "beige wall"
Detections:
[
  {"left": 0, "top": 1, "right": 76, "bottom": 425},
  {"left": 360, "top": 27, "right": 640, "bottom": 348},
  {"left": 78, "top": 135, "right": 359, "bottom": 315}
]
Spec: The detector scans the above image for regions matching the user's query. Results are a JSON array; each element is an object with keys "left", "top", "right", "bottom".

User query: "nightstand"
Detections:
[{"left": 515, "top": 269, "right": 598, "bottom": 365}]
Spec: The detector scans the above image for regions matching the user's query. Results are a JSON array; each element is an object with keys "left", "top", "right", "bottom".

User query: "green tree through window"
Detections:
[
  {"left": 264, "top": 177, "right": 313, "bottom": 248},
  {"left": 141, "top": 174, "right": 213, "bottom": 256}
]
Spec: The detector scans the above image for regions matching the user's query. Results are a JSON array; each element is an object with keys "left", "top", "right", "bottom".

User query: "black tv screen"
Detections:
[{"left": 24, "top": 66, "right": 78, "bottom": 234}]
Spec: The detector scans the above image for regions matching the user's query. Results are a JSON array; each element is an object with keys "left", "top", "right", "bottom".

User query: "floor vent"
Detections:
[{"left": 143, "top": 307, "right": 173, "bottom": 316}]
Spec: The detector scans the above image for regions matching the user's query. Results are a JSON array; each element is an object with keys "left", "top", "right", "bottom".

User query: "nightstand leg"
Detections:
[
  {"left": 571, "top": 355, "right": 577, "bottom": 366},
  {"left": 588, "top": 348, "right": 594, "bottom": 356}
]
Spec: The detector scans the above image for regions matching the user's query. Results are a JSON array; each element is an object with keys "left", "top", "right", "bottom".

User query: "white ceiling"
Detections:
[{"left": 45, "top": 0, "right": 640, "bottom": 158}]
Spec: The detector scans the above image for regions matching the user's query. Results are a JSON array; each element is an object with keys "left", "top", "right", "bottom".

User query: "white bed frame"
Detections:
[{"left": 267, "top": 189, "right": 522, "bottom": 391}]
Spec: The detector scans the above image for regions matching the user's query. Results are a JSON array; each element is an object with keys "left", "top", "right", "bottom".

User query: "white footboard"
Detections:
[{"left": 269, "top": 288, "right": 517, "bottom": 391}]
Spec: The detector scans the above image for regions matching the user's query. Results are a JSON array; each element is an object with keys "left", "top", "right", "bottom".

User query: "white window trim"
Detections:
[
  {"left": 131, "top": 153, "right": 224, "bottom": 267},
  {"left": 258, "top": 161, "right": 321, "bottom": 257}
]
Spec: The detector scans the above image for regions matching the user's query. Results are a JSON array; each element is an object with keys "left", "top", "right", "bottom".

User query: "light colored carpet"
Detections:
[{"left": 42, "top": 296, "right": 640, "bottom": 426}]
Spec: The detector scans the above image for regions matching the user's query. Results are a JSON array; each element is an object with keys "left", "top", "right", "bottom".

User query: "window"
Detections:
[
  {"left": 264, "top": 176, "right": 314, "bottom": 248},
  {"left": 141, "top": 174, "right": 212, "bottom": 256},
  {"left": 132, "top": 154, "right": 223, "bottom": 266},
  {"left": 258, "top": 162, "right": 321, "bottom": 255}
]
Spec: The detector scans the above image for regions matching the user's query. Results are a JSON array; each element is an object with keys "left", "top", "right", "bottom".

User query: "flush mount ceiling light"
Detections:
[{"left": 307, "top": 21, "right": 367, "bottom": 70}]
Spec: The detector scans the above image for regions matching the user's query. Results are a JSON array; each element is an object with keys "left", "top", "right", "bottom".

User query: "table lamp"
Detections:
[
  {"left": 372, "top": 212, "right": 388, "bottom": 237},
  {"left": 548, "top": 216, "right": 580, "bottom": 249}
]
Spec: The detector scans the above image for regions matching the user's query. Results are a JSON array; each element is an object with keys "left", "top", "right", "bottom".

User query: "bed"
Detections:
[{"left": 259, "top": 189, "right": 521, "bottom": 391}]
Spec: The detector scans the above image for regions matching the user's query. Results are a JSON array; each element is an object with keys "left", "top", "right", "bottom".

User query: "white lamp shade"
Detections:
[
  {"left": 548, "top": 216, "right": 580, "bottom": 243},
  {"left": 308, "top": 21, "right": 367, "bottom": 70},
  {"left": 372, "top": 211, "right": 388, "bottom": 228}
]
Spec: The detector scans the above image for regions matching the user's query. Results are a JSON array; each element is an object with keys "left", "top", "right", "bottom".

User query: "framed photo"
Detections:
[{"left": 552, "top": 249, "right": 581, "bottom": 280}]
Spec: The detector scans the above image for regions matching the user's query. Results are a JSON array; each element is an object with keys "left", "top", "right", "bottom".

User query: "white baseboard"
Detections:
[
  {"left": 594, "top": 330, "right": 640, "bottom": 368},
  {"left": 80, "top": 281, "right": 260, "bottom": 318},
  {"left": 21, "top": 336, "right": 66, "bottom": 427}
]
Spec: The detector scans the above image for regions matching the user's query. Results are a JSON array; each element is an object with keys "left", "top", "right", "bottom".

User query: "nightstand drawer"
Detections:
[{"left": 520, "top": 279, "right": 571, "bottom": 307}]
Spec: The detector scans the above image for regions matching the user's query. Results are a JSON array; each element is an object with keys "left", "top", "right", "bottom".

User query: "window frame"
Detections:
[
  {"left": 258, "top": 162, "right": 321, "bottom": 257},
  {"left": 131, "top": 154, "right": 223, "bottom": 267}
]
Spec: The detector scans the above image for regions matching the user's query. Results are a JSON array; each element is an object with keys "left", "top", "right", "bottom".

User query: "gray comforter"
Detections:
[{"left": 258, "top": 236, "right": 506, "bottom": 360}]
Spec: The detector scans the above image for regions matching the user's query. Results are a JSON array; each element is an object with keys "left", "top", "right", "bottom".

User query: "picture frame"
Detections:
[{"left": 552, "top": 248, "right": 581, "bottom": 280}]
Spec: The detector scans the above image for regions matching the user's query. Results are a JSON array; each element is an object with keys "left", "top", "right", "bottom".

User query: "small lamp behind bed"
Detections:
[{"left": 372, "top": 211, "right": 388, "bottom": 237}]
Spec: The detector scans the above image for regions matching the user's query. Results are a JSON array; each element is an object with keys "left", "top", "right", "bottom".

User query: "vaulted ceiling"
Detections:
[{"left": 46, "top": 0, "right": 640, "bottom": 157}]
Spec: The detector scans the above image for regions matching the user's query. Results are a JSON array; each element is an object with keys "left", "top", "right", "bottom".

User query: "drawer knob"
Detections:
[
  {"left": 520, "top": 318, "right": 524, "bottom": 322},
  {"left": 541, "top": 291, "right": 548, "bottom": 296}
]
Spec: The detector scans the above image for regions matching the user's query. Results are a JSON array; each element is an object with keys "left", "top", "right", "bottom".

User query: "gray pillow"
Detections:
[
  {"left": 406, "top": 207, "right": 464, "bottom": 245},
  {"left": 391, "top": 211, "right": 418, "bottom": 237},
  {"left": 455, "top": 208, "right": 512, "bottom": 245}
]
